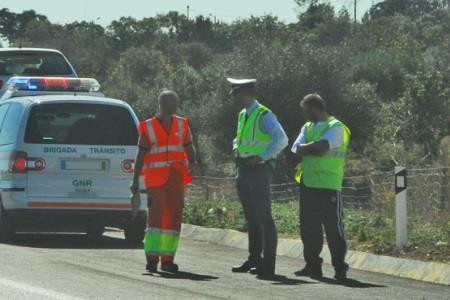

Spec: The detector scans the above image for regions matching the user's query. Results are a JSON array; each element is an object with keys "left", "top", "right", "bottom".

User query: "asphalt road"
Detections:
[{"left": 0, "top": 231, "right": 448, "bottom": 300}]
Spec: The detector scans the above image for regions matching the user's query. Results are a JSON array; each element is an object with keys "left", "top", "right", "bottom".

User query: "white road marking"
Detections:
[{"left": 0, "top": 277, "right": 84, "bottom": 300}]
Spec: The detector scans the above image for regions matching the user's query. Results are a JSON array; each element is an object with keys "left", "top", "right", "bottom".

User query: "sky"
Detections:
[{"left": 3, "top": 0, "right": 381, "bottom": 26}]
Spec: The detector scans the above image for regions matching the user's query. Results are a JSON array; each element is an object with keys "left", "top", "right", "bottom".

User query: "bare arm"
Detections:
[
  {"left": 133, "top": 147, "right": 146, "bottom": 182},
  {"left": 131, "top": 130, "right": 150, "bottom": 195},
  {"left": 185, "top": 144, "right": 197, "bottom": 164},
  {"left": 184, "top": 124, "right": 197, "bottom": 164},
  {"left": 131, "top": 146, "right": 146, "bottom": 195}
]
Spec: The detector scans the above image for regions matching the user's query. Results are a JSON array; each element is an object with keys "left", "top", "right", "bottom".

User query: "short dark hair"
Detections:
[
  {"left": 233, "top": 85, "right": 256, "bottom": 96},
  {"left": 300, "top": 93, "right": 326, "bottom": 111},
  {"left": 159, "top": 90, "right": 179, "bottom": 102}
]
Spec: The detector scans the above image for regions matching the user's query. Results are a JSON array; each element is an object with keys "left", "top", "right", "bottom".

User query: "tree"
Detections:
[
  {"left": 294, "top": 0, "right": 320, "bottom": 8},
  {"left": 368, "top": 0, "right": 446, "bottom": 20},
  {"left": 102, "top": 46, "right": 167, "bottom": 110},
  {"left": 180, "top": 42, "right": 213, "bottom": 70},
  {"left": 107, "top": 17, "right": 158, "bottom": 51},
  {"left": 348, "top": 48, "right": 410, "bottom": 101},
  {"left": 16, "top": 20, "right": 114, "bottom": 81},
  {"left": 298, "top": 2, "right": 335, "bottom": 29},
  {"left": 399, "top": 67, "right": 450, "bottom": 154},
  {"left": 0, "top": 9, "right": 48, "bottom": 42},
  {"left": 3, "top": 3, "right": 449, "bottom": 176}
]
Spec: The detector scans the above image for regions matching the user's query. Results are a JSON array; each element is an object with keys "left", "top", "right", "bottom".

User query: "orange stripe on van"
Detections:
[{"left": 27, "top": 202, "right": 132, "bottom": 209}]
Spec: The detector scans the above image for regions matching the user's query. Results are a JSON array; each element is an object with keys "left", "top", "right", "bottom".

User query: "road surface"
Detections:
[{"left": 0, "top": 231, "right": 448, "bottom": 299}]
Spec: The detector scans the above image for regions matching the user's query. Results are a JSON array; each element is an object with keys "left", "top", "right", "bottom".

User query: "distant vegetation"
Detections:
[{"left": 1, "top": 0, "right": 449, "bottom": 179}]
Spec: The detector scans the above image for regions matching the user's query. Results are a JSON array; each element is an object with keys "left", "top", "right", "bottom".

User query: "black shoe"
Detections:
[
  {"left": 161, "top": 262, "right": 179, "bottom": 273},
  {"left": 334, "top": 267, "right": 348, "bottom": 281},
  {"left": 294, "top": 266, "right": 323, "bottom": 279},
  {"left": 250, "top": 266, "right": 275, "bottom": 278},
  {"left": 231, "top": 260, "right": 260, "bottom": 273},
  {"left": 146, "top": 261, "right": 158, "bottom": 273}
]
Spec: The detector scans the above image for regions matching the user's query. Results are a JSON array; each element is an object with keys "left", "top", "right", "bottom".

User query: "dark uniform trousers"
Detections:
[
  {"left": 299, "top": 181, "right": 348, "bottom": 272},
  {"left": 236, "top": 163, "right": 277, "bottom": 269}
]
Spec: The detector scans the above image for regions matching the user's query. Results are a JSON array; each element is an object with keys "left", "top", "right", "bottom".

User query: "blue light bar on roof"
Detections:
[{"left": 6, "top": 77, "right": 101, "bottom": 93}]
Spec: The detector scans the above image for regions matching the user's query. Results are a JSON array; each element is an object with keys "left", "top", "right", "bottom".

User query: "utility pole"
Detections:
[
  {"left": 187, "top": 5, "right": 190, "bottom": 19},
  {"left": 354, "top": 0, "right": 357, "bottom": 23}
]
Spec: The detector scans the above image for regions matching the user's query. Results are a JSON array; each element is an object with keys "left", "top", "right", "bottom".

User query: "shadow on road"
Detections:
[
  {"left": 257, "top": 274, "right": 315, "bottom": 286},
  {"left": 143, "top": 271, "right": 219, "bottom": 281},
  {"left": 3, "top": 233, "right": 141, "bottom": 250},
  {"left": 316, "top": 277, "right": 387, "bottom": 288}
]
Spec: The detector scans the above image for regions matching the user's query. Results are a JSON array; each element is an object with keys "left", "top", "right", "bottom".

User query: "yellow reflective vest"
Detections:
[{"left": 295, "top": 117, "right": 350, "bottom": 191}]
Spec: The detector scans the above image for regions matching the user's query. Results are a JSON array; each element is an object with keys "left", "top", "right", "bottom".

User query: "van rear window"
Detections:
[{"left": 24, "top": 103, "right": 138, "bottom": 145}]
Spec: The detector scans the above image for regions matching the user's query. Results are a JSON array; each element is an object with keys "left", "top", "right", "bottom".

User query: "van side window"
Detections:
[
  {"left": 0, "top": 104, "right": 10, "bottom": 131},
  {"left": 0, "top": 103, "right": 23, "bottom": 145}
]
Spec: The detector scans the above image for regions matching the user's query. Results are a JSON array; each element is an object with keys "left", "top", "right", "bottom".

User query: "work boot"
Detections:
[
  {"left": 161, "top": 262, "right": 179, "bottom": 273},
  {"left": 249, "top": 265, "right": 275, "bottom": 278},
  {"left": 294, "top": 265, "right": 323, "bottom": 279},
  {"left": 231, "top": 259, "right": 261, "bottom": 273},
  {"left": 334, "top": 266, "right": 349, "bottom": 281},
  {"left": 146, "top": 261, "right": 158, "bottom": 273}
]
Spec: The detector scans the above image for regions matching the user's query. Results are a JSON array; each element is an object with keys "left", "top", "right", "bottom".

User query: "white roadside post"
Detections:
[{"left": 395, "top": 166, "right": 407, "bottom": 247}]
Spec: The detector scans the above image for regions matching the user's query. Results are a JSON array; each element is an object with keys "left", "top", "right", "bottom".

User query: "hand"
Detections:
[
  {"left": 130, "top": 192, "right": 141, "bottom": 219},
  {"left": 248, "top": 155, "right": 263, "bottom": 167},
  {"left": 188, "top": 163, "right": 195, "bottom": 177},
  {"left": 130, "top": 180, "right": 139, "bottom": 197}
]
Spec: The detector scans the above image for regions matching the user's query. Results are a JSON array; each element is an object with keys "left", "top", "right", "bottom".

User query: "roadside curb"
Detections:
[{"left": 181, "top": 223, "right": 450, "bottom": 286}]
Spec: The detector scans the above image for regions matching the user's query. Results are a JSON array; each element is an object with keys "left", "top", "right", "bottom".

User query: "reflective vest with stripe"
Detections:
[
  {"left": 295, "top": 117, "right": 351, "bottom": 191},
  {"left": 235, "top": 104, "right": 273, "bottom": 158},
  {"left": 139, "top": 115, "right": 191, "bottom": 187}
]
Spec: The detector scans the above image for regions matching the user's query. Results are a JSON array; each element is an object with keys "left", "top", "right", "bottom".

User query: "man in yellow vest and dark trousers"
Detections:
[
  {"left": 292, "top": 93, "right": 351, "bottom": 281},
  {"left": 228, "top": 78, "right": 288, "bottom": 278}
]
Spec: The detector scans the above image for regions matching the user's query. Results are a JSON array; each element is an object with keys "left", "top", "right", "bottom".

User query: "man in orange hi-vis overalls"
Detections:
[{"left": 131, "top": 90, "right": 196, "bottom": 273}]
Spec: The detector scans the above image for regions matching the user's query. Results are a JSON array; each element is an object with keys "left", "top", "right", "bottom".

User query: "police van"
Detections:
[{"left": 0, "top": 77, "right": 146, "bottom": 243}]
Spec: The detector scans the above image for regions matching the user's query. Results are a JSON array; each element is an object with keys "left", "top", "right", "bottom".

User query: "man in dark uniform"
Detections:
[
  {"left": 292, "top": 93, "right": 351, "bottom": 281},
  {"left": 228, "top": 78, "right": 288, "bottom": 278}
]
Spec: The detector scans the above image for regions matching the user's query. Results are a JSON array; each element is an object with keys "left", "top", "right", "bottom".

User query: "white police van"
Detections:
[{"left": 0, "top": 77, "right": 146, "bottom": 243}]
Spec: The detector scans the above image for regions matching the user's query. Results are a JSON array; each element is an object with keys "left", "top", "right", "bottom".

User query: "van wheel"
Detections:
[
  {"left": 86, "top": 224, "right": 105, "bottom": 240},
  {"left": 124, "top": 216, "right": 145, "bottom": 244},
  {"left": 0, "top": 204, "right": 15, "bottom": 241}
]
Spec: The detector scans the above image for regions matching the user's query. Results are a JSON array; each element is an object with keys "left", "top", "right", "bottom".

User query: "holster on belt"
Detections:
[
  {"left": 235, "top": 157, "right": 276, "bottom": 171},
  {"left": 235, "top": 157, "right": 253, "bottom": 167}
]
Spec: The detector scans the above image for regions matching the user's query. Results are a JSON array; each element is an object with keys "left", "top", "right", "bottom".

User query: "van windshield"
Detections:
[
  {"left": 24, "top": 103, "right": 138, "bottom": 145},
  {"left": 0, "top": 51, "right": 73, "bottom": 76}
]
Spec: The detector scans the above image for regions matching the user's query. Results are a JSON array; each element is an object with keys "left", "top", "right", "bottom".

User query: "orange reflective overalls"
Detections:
[{"left": 139, "top": 115, "right": 192, "bottom": 263}]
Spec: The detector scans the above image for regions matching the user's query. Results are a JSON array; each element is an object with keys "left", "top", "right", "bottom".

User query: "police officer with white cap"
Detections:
[{"left": 228, "top": 78, "right": 288, "bottom": 278}]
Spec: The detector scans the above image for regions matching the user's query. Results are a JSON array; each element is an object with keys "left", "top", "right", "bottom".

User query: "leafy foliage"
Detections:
[{"left": 0, "top": 1, "right": 449, "bottom": 176}]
